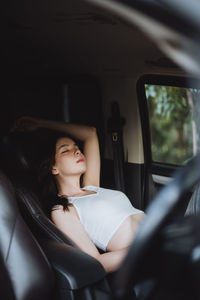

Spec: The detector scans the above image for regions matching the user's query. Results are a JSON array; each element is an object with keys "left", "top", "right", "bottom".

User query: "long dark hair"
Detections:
[{"left": 38, "top": 131, "right": 81, "bottom": 216}]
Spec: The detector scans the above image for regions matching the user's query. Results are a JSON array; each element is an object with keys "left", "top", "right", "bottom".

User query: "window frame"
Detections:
[{"left": 137, "top": 74, "right": 200, "bottom": 177}]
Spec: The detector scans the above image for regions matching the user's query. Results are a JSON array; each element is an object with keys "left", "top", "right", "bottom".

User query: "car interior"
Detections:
[{"left": 2, "top": 0, "right": 200, "bottom": 299}]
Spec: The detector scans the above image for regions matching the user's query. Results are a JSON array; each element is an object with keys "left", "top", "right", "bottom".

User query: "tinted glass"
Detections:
[{"left": 145, "top": 84, "right": 200, "bottom": 165}]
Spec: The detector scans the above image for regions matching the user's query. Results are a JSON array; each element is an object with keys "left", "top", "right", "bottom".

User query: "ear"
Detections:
[{"left": 51, "top": 165, "right": 59, "bottom": 175}]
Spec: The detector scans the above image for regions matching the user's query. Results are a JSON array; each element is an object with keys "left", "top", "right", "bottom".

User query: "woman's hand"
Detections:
[{"left": 11, "top": 116, "right": 41, "bottom": 132}]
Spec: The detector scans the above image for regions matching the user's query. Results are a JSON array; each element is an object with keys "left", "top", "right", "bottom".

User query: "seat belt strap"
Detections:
[{"left": 107, "top": 102, "right": 125, "bottom": 192}]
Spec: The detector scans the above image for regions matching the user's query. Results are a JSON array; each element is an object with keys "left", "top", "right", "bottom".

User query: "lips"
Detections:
[{"left": 77, "top": 158, "right": 84, "bottom": 163}]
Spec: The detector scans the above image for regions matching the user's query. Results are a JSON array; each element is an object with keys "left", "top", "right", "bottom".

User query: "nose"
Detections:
[{"left": 75, "top": 146, "right": 81, "bottom": 155}]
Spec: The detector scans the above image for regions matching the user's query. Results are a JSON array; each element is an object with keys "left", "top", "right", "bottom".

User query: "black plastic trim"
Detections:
[
  {"left": 151, "top": 162, "right": 181, "bottom": 178},
  {"left": 40, "top": 240, "right": 107, "bottom": 290}
]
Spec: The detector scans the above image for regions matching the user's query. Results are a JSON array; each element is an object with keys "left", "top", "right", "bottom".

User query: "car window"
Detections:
[{"left": 145, "top": 84, "right": 200, "bottom": 166}]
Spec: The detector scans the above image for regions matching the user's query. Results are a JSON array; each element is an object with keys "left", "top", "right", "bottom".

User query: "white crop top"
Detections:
[{"left": 67, "top": 186, "right": 143, "bottom": 251}]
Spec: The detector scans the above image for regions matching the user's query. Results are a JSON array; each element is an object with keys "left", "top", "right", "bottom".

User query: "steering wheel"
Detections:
[{"left": 113, "top": 153, "right": 200, "bottom": 298}]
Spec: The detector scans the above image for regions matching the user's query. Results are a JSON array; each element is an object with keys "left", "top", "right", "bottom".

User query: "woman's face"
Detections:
[{"left": 52, "top": 137, "right": 86, "bottom": 177}]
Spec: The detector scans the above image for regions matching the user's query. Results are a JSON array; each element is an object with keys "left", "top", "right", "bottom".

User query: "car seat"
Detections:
[
  {"left": 0, "top": 170, "right": 55, "bottom": 300},
  {"left": 0, "top": 132, "right": 113, "bottom": 299},
  {"left": 0, "top": 131, "right": 76, "bottom": 244}
]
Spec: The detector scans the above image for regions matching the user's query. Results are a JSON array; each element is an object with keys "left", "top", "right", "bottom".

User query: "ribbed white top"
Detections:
[{"left": 68, "top": 186, "right": 143, "bottom": 251}]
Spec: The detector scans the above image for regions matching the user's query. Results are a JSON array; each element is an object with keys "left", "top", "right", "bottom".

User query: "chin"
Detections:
[
  {"left": 81, "top": 167, "right": 87, "bottom": 175},
  {"left": 81, "top": 168, "right": 87, "bottom": 174}
]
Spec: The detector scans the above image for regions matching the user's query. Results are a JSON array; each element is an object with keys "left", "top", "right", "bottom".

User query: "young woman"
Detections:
[{"left": 13, "top": 116, "right": 145, "bottom": 273}]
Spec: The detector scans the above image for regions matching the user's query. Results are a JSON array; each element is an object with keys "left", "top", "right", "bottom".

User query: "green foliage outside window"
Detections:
[{"left": 145, "top": 84, "right": 200, "bottom": 165}]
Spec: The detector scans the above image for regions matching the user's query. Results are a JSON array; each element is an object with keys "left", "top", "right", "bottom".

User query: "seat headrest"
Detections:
[
  {"left": 0, "top": 132, "right": 40, "bottom": 172},
  {"left": 0, "top": 130, "right": 54, "bottom": 181}
]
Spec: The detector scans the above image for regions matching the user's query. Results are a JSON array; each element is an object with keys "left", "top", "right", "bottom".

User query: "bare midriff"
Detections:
[{"left": 106, "top": 212, "right": 145, "bottom": 252}]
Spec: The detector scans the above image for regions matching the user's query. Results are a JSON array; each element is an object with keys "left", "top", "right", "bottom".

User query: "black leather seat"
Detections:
[
  {"left": 0, "top": 171, "right": 55, "bottom": 300},
  {"left": 0, "top": 169, "right": 112, "bottom": 299},
  {"left": 0, "top": 132, "right": 75, "bottom": 244},
  {"left": 0, "top": 132, "right": 112, "bottom": 299}
]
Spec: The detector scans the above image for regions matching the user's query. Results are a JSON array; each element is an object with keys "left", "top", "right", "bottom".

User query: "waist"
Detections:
[{"left": 106, "top": 212, "right": 145, "bottom": 251}]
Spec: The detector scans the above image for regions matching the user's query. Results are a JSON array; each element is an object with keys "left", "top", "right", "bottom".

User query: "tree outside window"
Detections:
[{"left": 145, "top": 84, "right": 200, "bottom": 165}]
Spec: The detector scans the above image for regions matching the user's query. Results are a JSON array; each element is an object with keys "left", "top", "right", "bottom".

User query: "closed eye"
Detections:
[{"left": 61, "top": 149, "right": 69, "bottom": 153}]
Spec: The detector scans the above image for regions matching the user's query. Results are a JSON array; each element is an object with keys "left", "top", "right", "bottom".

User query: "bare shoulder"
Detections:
[
  {"left": 51, "top": 204, "right": 100, "bottom": 258},
  {"left": 51, "top": 204, "right": 82, "bottom": 243}
]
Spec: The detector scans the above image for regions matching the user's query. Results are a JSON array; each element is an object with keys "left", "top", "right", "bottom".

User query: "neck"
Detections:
[{"left": 56, "top": 175, "right": 82, "bottom": 197}]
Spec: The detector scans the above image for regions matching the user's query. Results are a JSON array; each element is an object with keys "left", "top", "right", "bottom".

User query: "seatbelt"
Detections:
[{"left": 107, "top": 102, "right": 126, "bottom": 192}]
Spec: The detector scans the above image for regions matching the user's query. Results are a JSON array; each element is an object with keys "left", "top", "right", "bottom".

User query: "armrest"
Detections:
[{"left": 40, "top": 239, "right": 107, "bottom": 290}]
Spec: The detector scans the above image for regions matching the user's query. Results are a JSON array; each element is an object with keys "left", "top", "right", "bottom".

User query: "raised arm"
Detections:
[{"left": 12, "top": 116, "right": 101, "bottom": 187}]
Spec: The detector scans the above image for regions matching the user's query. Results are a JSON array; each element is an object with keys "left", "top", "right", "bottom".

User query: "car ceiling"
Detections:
[{"left": 2, "top": 0, "right": 178, "bottom": 80}]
